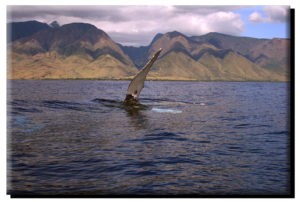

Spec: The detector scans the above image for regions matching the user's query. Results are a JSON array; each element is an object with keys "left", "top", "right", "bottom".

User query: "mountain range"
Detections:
[{"left": 7, "top": 20, "right": 290, "bottom": 81}]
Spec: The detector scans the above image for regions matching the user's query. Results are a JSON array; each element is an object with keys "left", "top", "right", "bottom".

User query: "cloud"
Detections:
[
  {"left": 7, "top": 5, "right": 246, "bottom": 46},
  {"left": 249, "top": 5, "right": 289, "bottom": 24},
  {"left": 263, "top": 5, "right": 290, "bottom": 23},
  {"left": 249, "top": 11, "right": 264, "bottom": 24}
]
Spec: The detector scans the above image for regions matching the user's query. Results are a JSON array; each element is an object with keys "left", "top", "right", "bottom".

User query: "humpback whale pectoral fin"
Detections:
[{"left": 124, "top": 48, "right": 162, "bottom": 104}]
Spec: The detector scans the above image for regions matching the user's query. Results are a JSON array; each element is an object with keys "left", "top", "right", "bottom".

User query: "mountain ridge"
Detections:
[
  {"left": 7, "top": 20, "right": 290, "bottom": 81},
  {"left": 8, "top": 22, "right": 137, "bottom": 79},
  {"left": 7, "top": 20, "right": 51, "bottom": 42}
]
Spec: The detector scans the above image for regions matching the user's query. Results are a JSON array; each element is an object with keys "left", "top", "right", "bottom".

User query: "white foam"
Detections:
[{"left": 151, "top": 108, "right": 182, "bottom": 114}]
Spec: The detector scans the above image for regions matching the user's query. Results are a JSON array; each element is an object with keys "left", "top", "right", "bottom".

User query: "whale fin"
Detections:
[{"left": 124, "top": 48, "right": 162, "bottom": 103}]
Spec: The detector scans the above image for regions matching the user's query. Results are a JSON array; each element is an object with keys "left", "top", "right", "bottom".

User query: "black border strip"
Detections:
[{"left": 289, "top": 7, "right": 295, "bottom": 198}]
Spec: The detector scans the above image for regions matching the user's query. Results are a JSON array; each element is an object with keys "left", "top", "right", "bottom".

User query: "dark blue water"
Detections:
[{"left": 7, "top": 80, "right": 291, "bottom": 196}]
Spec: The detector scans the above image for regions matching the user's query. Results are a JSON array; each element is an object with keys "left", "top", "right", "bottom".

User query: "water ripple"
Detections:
[{"left": 7, "top": 80, "right": 291, "bottom": 196}]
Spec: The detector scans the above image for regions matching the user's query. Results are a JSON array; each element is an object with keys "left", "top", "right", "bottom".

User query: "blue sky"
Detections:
[
  {"left": 7, "top": 5, "right": 290, "bottom": 46},
  {"left": 235, "top": 6, "right": 289, "bottom": 39}
]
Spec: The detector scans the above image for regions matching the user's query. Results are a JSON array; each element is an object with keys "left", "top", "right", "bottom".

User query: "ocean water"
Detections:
[{"left": 7, "top": 80, "right": 291, "bottom": 196}]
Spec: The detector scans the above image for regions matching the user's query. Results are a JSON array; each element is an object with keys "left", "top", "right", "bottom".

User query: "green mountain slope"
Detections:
[
  {"left": 197, "top": 51, "right": 285, "bottom": 81},
  {"left": 125, "top": 31, "right": 290, "bottom": 81},
  {"left": 148, "top": 51, "right": 210, "bottom": 80},
  {"left": 7, "top": 21, "right": 290, "bottom": 81},
  {"left": 8, "top": 22, "right": 138, "bottom": 79},
  {"left": 190, "top": 32, "right": 290, "bottom": 77},
  {"left": 146, "top": 50, "right": 286, "bottom": 81}
]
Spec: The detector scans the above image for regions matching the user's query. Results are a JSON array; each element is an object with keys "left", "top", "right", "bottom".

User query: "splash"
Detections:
[{"left": 151, "top": 108, "right": 182, "bottom": 114}]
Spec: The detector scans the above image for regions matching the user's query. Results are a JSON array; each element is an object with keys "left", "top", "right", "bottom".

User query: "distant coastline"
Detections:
[
  {"left": 6, "top": 78, "right": 290, "bottom": 82},
  {"left": 7, "top": 21, "right": 290, "bottom": 82}
]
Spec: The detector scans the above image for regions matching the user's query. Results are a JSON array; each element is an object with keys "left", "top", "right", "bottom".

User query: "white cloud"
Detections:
[
  {"left": 263, "top": 5, "right": 290, "bottom": 23},
  {"left": 249, "top": 11, "right": 264, "bottom": 24},
  {"left": 205, "top": 11, "right": 244, "bottom": 35},
  {"left": 249, "top": 5, "right": 289, "bottom": 24},
  {"left": 8, "top": 5, "right": 246, "bottom": 46}
]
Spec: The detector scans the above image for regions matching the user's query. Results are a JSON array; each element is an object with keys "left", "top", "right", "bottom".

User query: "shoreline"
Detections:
[{"left": 6, "top": 78, "right": 290, "bottom": 83}]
